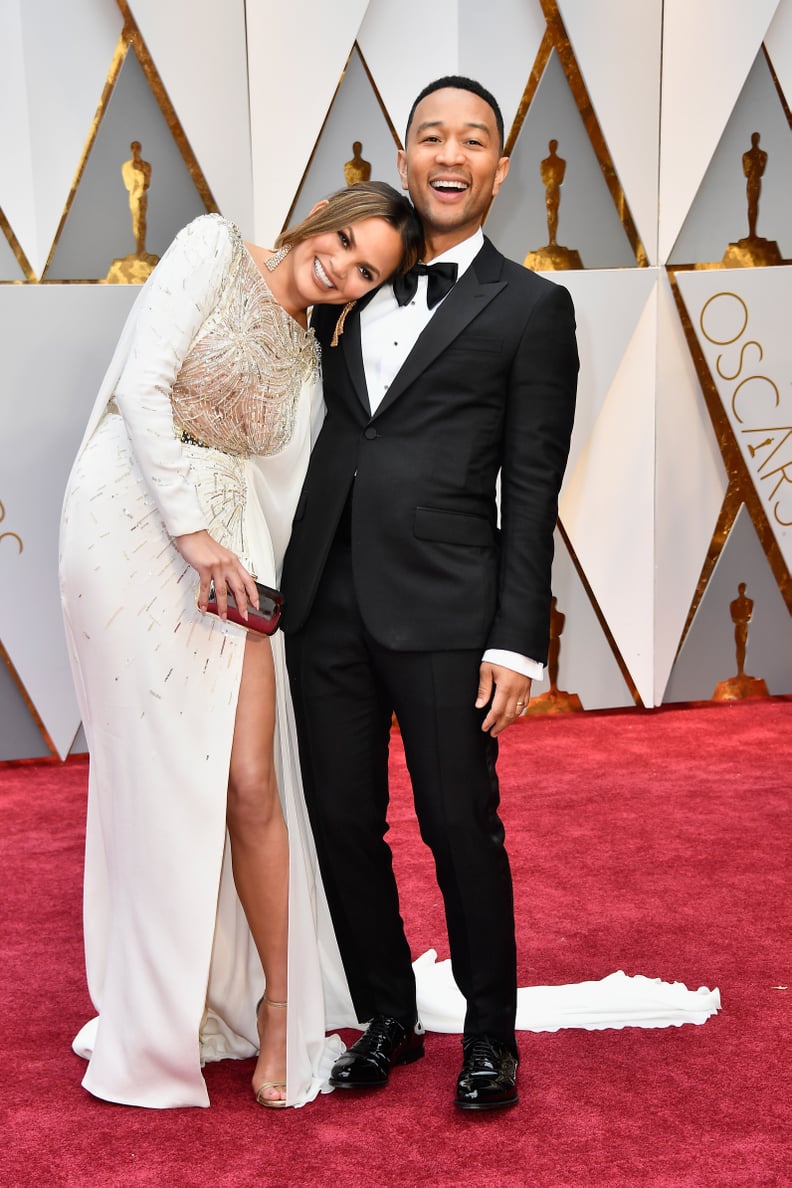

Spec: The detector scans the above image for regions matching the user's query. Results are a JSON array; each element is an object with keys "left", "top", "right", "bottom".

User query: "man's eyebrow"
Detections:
[{"left": 415, "top": 119, "right": 491, "bottom": 136}]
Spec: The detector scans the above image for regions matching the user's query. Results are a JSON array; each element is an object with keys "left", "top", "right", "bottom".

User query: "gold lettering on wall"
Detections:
[
  {"left": 699, "top": 291, "right": 792, "bottom": 535},
  {"left": 0, "top": 499, "right": 23, "bottom": 554},
  {"left": 667, "top": 273, "right": 791, "bottom": 662}
]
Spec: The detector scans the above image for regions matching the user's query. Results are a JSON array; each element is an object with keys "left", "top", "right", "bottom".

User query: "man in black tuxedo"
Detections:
[{"left": 282, "top": 76, "right": 578, "bottom": 1109}]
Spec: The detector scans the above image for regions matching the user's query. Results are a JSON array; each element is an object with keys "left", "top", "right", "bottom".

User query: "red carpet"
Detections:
[{"left": 2, "top": 700, "right": 790, "bottom": 1186}]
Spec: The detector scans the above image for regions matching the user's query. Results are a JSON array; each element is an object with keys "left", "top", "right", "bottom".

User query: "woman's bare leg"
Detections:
[{"left": 227, "top": 633, "right": 289, "bottom": 1104}]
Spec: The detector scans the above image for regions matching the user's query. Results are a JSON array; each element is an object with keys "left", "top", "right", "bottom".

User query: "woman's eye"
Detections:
[
  {"left": 359, "top": 267, "right": 373, "bottom": 281},
  {"left": 338, "top": 231, "right": 350, "bottom": 248}
]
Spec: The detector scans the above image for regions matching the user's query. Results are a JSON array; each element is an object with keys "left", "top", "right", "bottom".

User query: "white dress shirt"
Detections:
[{"left": 358, "top": 228, "right": 543, "bottom": 683}]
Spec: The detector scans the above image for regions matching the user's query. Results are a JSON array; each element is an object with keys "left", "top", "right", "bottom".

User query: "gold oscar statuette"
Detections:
[
  {"left": 524, "top": 597, "right": 584, "bottom": 715},
  {"left": 524, "top": 140, "right": 583, "bottom": 272},
  {"left": 712, "top": 582, "right": 770, "bottom": 700},
  {"left": 105, "top": 140, "right": 160, "bottom": 283},
  {"left": 344, "top": 141, "right": 372, "bottom": 187},
  {"left": 721, "top": 132, "right": 787, "bottom": 268}
]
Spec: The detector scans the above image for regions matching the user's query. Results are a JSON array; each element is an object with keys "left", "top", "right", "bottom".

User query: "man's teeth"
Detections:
[
  {"left": 431, "top": 180, "right": 467, "bottom": 190},
  {"left": 314, "top": 258, "right": 333, "bottom": 288}
]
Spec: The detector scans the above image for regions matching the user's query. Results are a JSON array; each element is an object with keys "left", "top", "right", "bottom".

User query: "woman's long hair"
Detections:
[{"left": 276, "top": 182, "right": 422, "bottom": 278}]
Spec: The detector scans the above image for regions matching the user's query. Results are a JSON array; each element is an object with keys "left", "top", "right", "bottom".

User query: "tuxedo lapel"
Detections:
[
  {"left": 337, "top": 310, "right": 370, "bottom": 414},
  {"left": 373, "top": 238, "right": 507, "bottom": 418},
  {"left": 320, "top": 288, "right": 379, "bottom": 416}
]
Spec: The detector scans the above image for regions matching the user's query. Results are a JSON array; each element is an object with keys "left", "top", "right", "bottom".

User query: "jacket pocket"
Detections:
[{"left": 413, "top": 506, "right": 495, "bottom": 547}]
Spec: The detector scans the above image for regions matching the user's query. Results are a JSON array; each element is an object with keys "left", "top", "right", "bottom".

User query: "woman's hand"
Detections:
[{"left": 175, "top": 530, "right": 259, "bottom": 622}]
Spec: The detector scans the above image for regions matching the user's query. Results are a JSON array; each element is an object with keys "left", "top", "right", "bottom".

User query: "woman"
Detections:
[{"left": 59, "top": 183, "right": 422, "bottom": 1109}]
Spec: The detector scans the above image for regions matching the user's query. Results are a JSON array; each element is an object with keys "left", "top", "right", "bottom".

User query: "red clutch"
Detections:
[{"left": 206, "top": 579, "right": 283, "bottom": 635}]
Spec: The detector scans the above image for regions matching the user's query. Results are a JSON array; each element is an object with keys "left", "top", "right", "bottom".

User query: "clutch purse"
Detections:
[{"left": 206, "top": 579, "right": 283, "bottom": 636}]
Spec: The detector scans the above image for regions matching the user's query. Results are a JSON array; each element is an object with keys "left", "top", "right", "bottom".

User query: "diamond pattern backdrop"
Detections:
[{"left": 1, "top": 0, "right": 790, "bottom": 759}]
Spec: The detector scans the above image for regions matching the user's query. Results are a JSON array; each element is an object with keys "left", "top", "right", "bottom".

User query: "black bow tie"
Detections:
[{"left": 393, "top": 261, "right": 459, "bottom": 309}]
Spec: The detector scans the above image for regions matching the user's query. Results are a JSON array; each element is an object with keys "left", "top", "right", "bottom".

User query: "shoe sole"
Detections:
[{"left": 454, "top": 1093, "right": 519, "bottom": 1111}]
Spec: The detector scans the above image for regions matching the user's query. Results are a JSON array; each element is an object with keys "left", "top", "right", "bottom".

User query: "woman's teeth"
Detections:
[{"left": 314, "top": 258, "right": 334, "bottom": 288}]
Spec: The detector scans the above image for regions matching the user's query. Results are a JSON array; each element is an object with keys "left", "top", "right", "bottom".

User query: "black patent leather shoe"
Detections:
[
  {"left": 454, "top": 1035, "right": 519, "bottom": 1110},
  {"left": 329, "top": 1015, "right": 425, "bottom": 1088}
]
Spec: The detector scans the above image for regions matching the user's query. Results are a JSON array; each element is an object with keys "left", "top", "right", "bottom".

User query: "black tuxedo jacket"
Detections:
[{"left": 281, "top": 237, "right": 578, "bottom": 664}]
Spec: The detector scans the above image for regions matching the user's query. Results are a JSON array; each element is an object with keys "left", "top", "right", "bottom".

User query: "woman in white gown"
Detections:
[{"left": 59, "top": 185, "right": 423, "bottom": 1109}]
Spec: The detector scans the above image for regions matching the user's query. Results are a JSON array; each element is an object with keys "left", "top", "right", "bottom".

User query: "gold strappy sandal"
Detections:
[{"left": 254, "top": 996, "right": 287, "bottom": 1109}]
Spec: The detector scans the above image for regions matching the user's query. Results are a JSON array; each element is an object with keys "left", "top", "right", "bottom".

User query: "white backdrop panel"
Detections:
[
  {"left": 669, "top": 50, "right": 792, "bottom": 265},
  {"left": 458, "top": 0, "right": 547, "bottom": 137},
  {"left": 6, "top": 0, "right": 121, "bottom": 276},
  {"left": 536, "top": 531, "right": 636, "bottom": 711},
  {"left": 659, "top": 0, "right": 781, "bottom": 263},
  {"left": 128, "top": 0, "right": 253, "bottom": 233},
  {"left": 359, "top": 0, "right": 460, "bottom": 146},
  {"left": 0, "top": 3, "right": 34, "bottom": 270},
  {"left": 248, "top": 0, "right": 371, "bottom": 243},
  {"left": 654, "top": 273, "right": 728, "bottom": 704},
  {"left": 287, "top": 49, "right": 402, "bottom": 227},
  {"left": 2, "top": 2, "right": 792, "bottom": 760},
  {"left": 559, "top": 0, "right": 662, "bottom": 264},
  {"left": 0, "top": 283, "right": 139, "bottom": 757},
  {"left": 557, "top": 269, "right": 657, "bottom": 493},
  {"left": 0, "top": 231, "right": 24, "bottom": 281},
  {"left": 663, "top": 505, "right": 792, "bottom": 702},
  {"left": 561, "top": 281, "right": 658, "bottom": 706},
  {"left": 0, "top": 662, "right": 53, "bottom": 761},
  {"left": 766, "top": 0, "right": 792, "bottom": 99},
  {"left": 46, "top": 50, "right": 208, "bottom": 279},
  {"left": 485, "top": 50, "right": 635, "bottom": 270}
]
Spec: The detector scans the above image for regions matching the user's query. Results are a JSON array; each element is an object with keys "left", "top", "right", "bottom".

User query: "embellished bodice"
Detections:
[{"left": 170, "top": 219, "right": 319, "bottom": 458}]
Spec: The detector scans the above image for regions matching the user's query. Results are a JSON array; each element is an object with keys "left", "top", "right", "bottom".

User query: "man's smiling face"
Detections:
[{"left": 397, "top": 87, "right": 510, "bottom": 256}]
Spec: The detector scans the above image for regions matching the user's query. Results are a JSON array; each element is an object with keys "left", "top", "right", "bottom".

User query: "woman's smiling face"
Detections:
[{"left": 291, "top": 218, "right": 405, "bottom": 306}]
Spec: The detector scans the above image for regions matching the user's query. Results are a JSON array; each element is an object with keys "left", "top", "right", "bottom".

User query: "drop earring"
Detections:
[{"left": 265, "top": 244, "right": 292, "bottom": 272}]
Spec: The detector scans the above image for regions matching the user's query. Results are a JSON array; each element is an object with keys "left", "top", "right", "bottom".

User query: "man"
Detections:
[{"left": 282, "top": 76, "right": 578, "bottom": 1110}]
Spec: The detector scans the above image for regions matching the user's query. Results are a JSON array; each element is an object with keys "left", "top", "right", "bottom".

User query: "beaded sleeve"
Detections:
[{"left": 113, "top": 214, "right": 234, "bottom": 538}]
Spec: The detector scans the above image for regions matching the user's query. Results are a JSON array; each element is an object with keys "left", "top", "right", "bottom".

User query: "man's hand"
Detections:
[{"left": 475, "top": 662, "right": 531, "bottom": 736}]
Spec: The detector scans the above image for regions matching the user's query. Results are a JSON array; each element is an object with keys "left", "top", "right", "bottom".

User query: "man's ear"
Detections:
[
  {"left": 396, "top": 150, "right": 409, "bottom": 192},
  {"left": 491, "top": 155, "right": 510, "bottom": 198}
]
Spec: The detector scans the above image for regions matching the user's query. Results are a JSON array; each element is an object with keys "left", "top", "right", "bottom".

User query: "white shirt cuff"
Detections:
[{"left": 483, "top": 649, "right": 545, "bottom": 682}]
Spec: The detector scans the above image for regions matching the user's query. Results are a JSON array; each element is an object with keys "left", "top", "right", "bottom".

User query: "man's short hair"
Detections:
[{"left": 405, "top": 76, "right": 505, "bottom": 150}]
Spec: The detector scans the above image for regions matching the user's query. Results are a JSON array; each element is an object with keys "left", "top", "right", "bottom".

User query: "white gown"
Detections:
[
  {"left": 60, "top": 215, "right": 720, "bottom": 1110},
  {"left": 60, "top": 215, "right": 354, "bottom": 1108}
]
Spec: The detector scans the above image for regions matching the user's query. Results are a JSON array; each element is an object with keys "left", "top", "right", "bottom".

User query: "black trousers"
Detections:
[{"left": 286, "top": 531, "right": 518, "bottom": 1048}]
